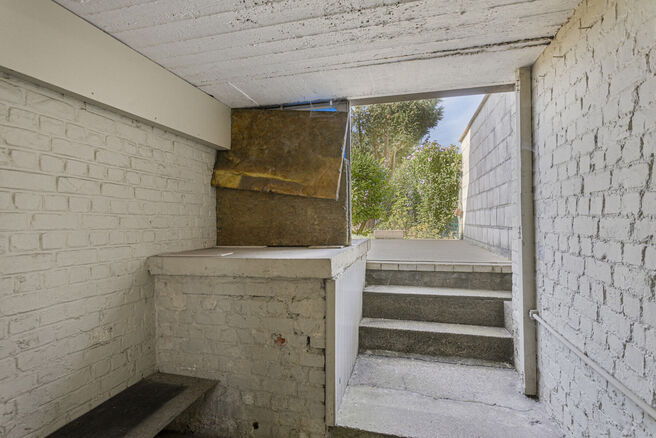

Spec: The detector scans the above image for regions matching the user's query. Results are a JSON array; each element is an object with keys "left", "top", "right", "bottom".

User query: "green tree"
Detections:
[
  {"left": 383, "top": 142, "right": 461, "bottom": 238},
  {"left": 384, "top": 161, "right": 421, "bottom": 233},
  {"left": 351, "top": 99, "right": 443, "bottom": 172},
  {"left": 351, "top": 147, "right": 391, "bottom": 234}
]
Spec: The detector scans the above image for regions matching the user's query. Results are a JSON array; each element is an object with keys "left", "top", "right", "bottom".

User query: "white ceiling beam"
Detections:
[
  {"left": 349, "top": 84, "right": 514, "bottom": 106},
  {"left": 0, "top": 0, "right": 231, "bottom": 150}
]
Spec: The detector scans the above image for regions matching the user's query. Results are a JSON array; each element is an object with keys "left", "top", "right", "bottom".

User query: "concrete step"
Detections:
[
  {"left": 359, "top": 318, "right": 513, "bottom": 364},
  {"left": 335, "top": 355, "right": 563, "bottom": 438},
  {"left": 330, "top": 426, "right": 398, "bottom": 438},
  {"left": 366, "top": 262, "right": 511, "bottom": 291},
  {"left": 363, "top": 285, "right": 511, "bottom": 327}
]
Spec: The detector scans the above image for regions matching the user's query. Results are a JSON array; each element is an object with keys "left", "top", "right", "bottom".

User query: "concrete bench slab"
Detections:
[{"left": 47, "top": 373, "right": 216, "bottom": 438}]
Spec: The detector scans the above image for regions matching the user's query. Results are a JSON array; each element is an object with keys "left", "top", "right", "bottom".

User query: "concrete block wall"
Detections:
[
  {"left": 531, "top": 0, "right": 656, "bottom": 435},
  {"left": 155, "top": 275, "right": 329, "bottom": 437},
  {"left": 0, "top": 73, "right": 216, "bottom": 438},
  {"left": 460, "top": 92, "right": 515, "bottom": 258}
]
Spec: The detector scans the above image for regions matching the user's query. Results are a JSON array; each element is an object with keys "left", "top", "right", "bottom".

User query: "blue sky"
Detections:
[{"left": 428, "top": 95, "right": 484, "bottom": 148}]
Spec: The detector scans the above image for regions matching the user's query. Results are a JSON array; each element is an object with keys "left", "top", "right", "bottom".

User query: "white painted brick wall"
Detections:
[
  {"left": 531, "top": 0, "right": 656, "bottom": 435},
  {"left": 460, "top": 93, "right": 515, "bottom": 258},
  {"left": 0, "top": 73, "right": 216, "bottom": 438},
  {"left": 155, "top": 275, "right": 328, "bottom": 438}
]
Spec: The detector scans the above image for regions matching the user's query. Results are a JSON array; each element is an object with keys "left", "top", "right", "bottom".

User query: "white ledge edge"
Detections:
[{"left": 147, "top": 239, "right": 370, "bottom": 279}]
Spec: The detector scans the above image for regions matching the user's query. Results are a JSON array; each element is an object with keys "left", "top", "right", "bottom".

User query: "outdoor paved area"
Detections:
[
  {"left": 336, "top": 354, "right": 563, "bottom": 438},
  {"left": 367, "top": 239, "right": 510, "bottom": 264}
]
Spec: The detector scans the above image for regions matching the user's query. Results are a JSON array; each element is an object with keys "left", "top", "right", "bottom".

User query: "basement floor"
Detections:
[
  {"left": 367, "top": 239, "right": 510, "bottom": 264},
  {"left": 335, "top": 354, "right": 562, "bottom": 438}
]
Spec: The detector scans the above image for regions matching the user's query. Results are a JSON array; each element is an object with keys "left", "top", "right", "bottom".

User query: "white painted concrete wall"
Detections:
[
  {"left": 327, "top": 255, "right": 366, "bottom": 424},
  {"left": 531, "top": 0, "right": 656, "bottom": 435},
  {"left": 0, "top": 72, "right": 216, "bottom": 438},
  {"left": 460, "top": 93, "right": 516, "bottom": 258}
]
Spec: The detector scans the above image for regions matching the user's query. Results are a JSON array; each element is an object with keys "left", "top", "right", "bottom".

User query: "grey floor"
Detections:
[
  {"left": 336, "top": 354, "right": 563, "bottom": 438},
  {"left": 367, "top": 240, "right": 510, "bottom": 264}
]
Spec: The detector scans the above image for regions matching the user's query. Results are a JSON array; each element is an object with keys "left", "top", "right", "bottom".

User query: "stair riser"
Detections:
[
  {"left": 366, "top": 270, "right": 511, "bottom": 291},
  {"left": 363, "top": 293, "right": 508, "bottom": 327},
  {"left": 330, "top": 427, "right": 399, "bottom": 438},
  {"left": 359, "top": 327, "right": 513, "bottom": 363}
]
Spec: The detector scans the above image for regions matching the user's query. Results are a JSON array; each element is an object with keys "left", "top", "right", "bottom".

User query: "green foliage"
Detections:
[
  {"left": 351, "top": 147, "right": 391, "bottom": 234},
  {"left": 382, "top": 142, "right": 461, "bottom": 238},
  {"left": 351, "top": 100, "right": 443, "bottom": 171},
  {"left": 384, "top": 160, "right": 420, "bottom": 232},
  {"left": 350, "top": 100, "right": 460, "bottom": 239}
]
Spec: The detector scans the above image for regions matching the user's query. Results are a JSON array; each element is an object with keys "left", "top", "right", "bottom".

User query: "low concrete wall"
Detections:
[{"left": 148, "top": 241, "right": 369, "bottom": 437}]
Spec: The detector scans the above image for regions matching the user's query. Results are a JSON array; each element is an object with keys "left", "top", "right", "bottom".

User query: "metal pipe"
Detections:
[
  {"left": 244, "top": 99, "right": 349, "bottom": 112},
  {"left": 529, "top": 310, "right": 656, "bottom": 421},
  {"left": 515, "top": 67, "right": 537, "bottom": 396}
]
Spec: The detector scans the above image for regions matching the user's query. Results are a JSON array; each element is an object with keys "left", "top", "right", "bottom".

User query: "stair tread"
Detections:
[
  {"left": 364, "top": 284, "right": 511, "bottom": 299},
  {"left": 357, "top": 350, "right": 514, "bottom": 368},
  {"left": 360, "top": 317, "right": 512, "bottom": 339},
  {"left": 334, "top": 355, "right": 562, "bottom": 438}
]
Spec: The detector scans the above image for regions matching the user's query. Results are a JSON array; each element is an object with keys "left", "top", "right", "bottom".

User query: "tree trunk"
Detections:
[
  {"left": 384, "top": 132, "right": 390, "bottom": 168},
  {"left": 391, "top": 148, "right": 397, "bottom": 172}
]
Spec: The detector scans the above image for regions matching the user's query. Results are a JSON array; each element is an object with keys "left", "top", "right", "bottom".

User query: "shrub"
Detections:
[
  {"left": 351, "top": 147, "right": 391, "bottom": 234},
  {"left": 382, "top": 142, "right": 461, "bottom": 238}
]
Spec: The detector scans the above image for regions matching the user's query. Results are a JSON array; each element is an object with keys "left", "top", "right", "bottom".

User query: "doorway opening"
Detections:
[
  {"left": 350, "top": 97, "right": 463, "bottom": 241},
  {"left": 333, "top": 89, "right": 558, "bottom": 437},
  {"left": 349, "top": 94, "right": 513, "bottom": 265}
]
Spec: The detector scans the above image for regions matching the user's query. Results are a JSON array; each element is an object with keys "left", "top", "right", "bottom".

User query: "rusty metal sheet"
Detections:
[
  {"left": 211, "top": 109, "right": 348, "bottom": 200},
  {"left": 216, "top": 165, "right": 350, "bottom": 247}
]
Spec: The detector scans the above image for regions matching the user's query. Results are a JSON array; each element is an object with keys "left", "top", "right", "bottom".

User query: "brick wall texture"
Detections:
[
  {"left": 2, "top": 0, "right": 656, "bottom": 436},
  {"left": 0, "top": 73, "right": 217, "bottom": 438},
  {"left": 531, "top": 0, "right": 656, "bottom": 436},
  {"left": 155, "top": 275, "right": 328, "bottom": 438},
  {"left": 461, "top": 92, "right": 516, "bottom": 258}
]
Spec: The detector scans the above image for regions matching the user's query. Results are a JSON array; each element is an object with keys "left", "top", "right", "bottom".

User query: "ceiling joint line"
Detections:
[{"left": 228, "top": 82, "right": 259, "bottom": 106}]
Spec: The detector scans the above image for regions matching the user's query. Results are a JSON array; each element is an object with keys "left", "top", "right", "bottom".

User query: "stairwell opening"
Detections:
[{"left": 332, "top": 90, "right": 555, "bottom": 437}]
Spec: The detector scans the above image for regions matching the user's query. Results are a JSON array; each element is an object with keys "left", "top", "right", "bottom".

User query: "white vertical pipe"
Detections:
[{"left": 514, "top": 67, "right": 538, "bottom": 396}]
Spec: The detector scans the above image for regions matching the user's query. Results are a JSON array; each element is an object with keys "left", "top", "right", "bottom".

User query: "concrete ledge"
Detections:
[
  {"left": 373, "top": 230, "right": 404, "bottom": 239},
  {"left": 147, "top": 239, "right": 370, "bottom": 279}
]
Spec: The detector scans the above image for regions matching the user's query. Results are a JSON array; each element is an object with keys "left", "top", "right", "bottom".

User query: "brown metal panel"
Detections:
[{"left": 212, "top": 109, "right": 348, "bottom": 200}]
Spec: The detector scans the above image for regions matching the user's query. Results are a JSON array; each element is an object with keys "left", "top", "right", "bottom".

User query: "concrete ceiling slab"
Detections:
[{"left": 53, "top": 0, "right": 579, "bottom": 107}]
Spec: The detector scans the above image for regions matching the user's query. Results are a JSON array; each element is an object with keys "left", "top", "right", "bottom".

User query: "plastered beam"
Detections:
[
  {"left": 350, "top": 84, "right": 514, "bottom": 106},
  {"left": 0, "top": 0, "right": 230, "bottom": 150},
  {"left": 514, "top": 66, "right": 537, "bottom": 396}
]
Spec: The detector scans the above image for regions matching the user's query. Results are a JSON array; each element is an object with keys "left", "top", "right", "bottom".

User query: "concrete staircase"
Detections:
[
  {"left": 359, "top": 261, "right": 513, "bottom": 365},
  {"left": 331, "top": 260, "right": 525, "bottom": 438},
  {"left": 331, "top": 250, "right": 563, "bottom": 438}
]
